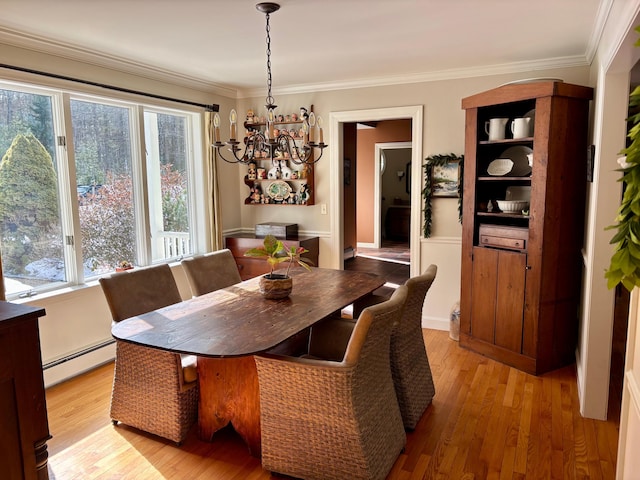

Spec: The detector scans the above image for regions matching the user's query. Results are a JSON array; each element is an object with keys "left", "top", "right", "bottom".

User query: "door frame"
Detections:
[
  {"left": 374, "top": 142, "right": 412, "bottom": 248},
  {"left": 329, "top": 106, "right": 423, "bottom": 276}
]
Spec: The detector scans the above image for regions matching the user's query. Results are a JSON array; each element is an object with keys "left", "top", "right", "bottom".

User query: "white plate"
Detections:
[
  {"left": 500, "top": 146, "right": 533, "bottom": 176},
  {"left": 487, "top": 158, "right": 513, "bottom": 176},
  {"left": 524, "top": 109, "right": 535, "bottom": 134},
  {"left": 505, "top": 186, "right": 531, "bottom": 202}
]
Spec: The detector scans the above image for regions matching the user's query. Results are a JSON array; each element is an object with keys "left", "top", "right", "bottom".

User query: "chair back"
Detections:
[
  {"left": 344, "top": 285, "right": 408, "bottom": 368},
  {"left": 403, "top": 264, "right": 437, "bottom": 329},
  {"left": 99, "top": 264, "right": 182, "bottom": 322},
  {"left": 181, "top": 249, "right": 242, "bottom": 296}
]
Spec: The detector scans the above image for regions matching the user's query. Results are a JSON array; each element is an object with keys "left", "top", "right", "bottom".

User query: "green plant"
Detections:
[
  {"left": 244, "top": 234, "right": 312, "bottom": 278},
  {"left": 422, "top": 153, "right": 464, "bottom": 238},
  {"left": 605, "top": 27, "right": 640, "bottom": 292},
  {"left": 0, "top": 133, "right": 60, "bottom": 274}
]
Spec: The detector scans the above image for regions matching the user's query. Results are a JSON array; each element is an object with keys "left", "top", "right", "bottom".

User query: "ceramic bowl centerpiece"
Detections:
[{"left": 244, "top": 235, "right": 312, "bottom": 299}]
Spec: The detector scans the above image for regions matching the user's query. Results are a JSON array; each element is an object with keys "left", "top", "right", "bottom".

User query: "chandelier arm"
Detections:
[{"left": 215, "top": 144, "right": 250, "bottom": 164}]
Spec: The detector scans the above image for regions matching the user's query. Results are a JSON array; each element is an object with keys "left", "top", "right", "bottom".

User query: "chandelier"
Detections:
[{"left": 212, "top": 2, "right": 327, "bottom": 166}]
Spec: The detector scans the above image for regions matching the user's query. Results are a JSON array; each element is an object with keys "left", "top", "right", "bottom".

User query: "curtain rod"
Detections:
[{"left": 0, "top": 63, "right": 219, "bottom": 112}]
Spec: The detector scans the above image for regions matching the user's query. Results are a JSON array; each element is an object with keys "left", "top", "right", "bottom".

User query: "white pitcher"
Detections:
[
  {"left": 484, "top": 118, "right": 509, "bottom": 141},
  {"left": 511, "top": 117, "right": 532, "bottom": 139}
]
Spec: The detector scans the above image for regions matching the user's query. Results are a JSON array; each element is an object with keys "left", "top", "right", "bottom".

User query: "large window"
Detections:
[{"left": 0, "top": 83, "right": 204, "bottom": 298}]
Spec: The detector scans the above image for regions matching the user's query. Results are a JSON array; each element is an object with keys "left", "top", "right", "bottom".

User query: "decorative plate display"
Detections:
[
  {"left": 266, "top": 180, "right": 292, "bottom": 201},
  {"left": 500, "top": 146, "right": 533, "bottom": 176},
  {"left": 487, "top": 158, "right": 514, "bottom": 176}
]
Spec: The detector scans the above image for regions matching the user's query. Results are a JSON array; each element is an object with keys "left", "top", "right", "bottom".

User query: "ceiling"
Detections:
[{"left": 0, "top": 0, "right": 607, "bottom": 97}]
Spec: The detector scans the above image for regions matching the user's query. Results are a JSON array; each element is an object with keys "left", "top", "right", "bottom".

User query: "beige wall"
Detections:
[
  {"left": 235, "top": 66, "right": 590, "bottom": 243},
  {"left": 233, "top": 66, "right": 592, "bottom": 329}
]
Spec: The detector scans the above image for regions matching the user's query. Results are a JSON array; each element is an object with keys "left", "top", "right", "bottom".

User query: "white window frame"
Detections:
[{"left": 0, "top": 78, "right": 208, "bottom": 299}]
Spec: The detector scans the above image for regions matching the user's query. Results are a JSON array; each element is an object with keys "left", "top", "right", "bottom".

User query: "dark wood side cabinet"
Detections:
[
  {"left": 460, "top": 81, "right": 593, "bottom": 375},
  {"left": 225, "top": 234, "right": 320, "bottom": 280},
  {"left": 0, "top": 302, "right": 50, "bottom": 480}
]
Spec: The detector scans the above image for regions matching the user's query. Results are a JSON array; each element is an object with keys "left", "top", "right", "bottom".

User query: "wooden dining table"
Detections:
[{"left": 111, "top": 267, "right": 385, "bottom": 457}]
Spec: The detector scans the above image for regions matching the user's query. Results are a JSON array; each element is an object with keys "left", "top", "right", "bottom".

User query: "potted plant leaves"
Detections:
[{"left": 244, "top": 234, "right": 312, "bottom": 299}]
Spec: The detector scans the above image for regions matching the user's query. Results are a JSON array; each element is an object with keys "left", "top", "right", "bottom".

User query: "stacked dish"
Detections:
[{"left": 496, "top": 200, "right": 529, "bottom": 213}]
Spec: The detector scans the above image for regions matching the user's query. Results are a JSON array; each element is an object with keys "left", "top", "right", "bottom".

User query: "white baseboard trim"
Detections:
[
  {"left": 43, "top": 342, "right": 115, "bottom": 388},
  {"left": 423, "top": 316, "right": 449, "bottom": 331}
]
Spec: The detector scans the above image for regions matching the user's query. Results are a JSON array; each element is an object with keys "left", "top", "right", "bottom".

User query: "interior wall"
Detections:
[
  {"left": 356, "top": 120, "right": 412, "bottom": 244},
  {"left": 580, "top": 0, "right": 640, "bottom": 421}
]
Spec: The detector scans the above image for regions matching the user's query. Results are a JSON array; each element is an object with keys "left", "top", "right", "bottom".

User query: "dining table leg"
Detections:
[{"left": 196, "top": 356, "right": 262, "bottom": 457}]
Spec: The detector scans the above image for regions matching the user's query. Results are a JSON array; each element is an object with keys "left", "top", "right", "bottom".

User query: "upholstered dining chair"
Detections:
[
  {"left": 254, "top": 285, "right": 408, "bottom": 480},
  {"left": 352, "top": 264, "right": 438, "bottom": 429},
  {"left": 99, "top": 264, "right": 198, "bottom": 444},
  {"left": 181, "top": 249, "right": 242, "bottom": 297}
]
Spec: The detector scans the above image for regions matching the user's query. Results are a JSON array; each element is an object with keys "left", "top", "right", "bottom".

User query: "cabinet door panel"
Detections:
[
  {"left": 471, "top": 247, "right": 498, "bottom": 343},
  {"left": 495, "top": 251, "right": 526, "bottom": 352},
  {"left": 0, "top": 378, "right": 25, "bottom": 480}
]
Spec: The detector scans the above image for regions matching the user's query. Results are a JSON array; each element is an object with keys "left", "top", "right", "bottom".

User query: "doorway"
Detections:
[
  {"left": 328, "top": 106, "right": 423, "bottom": 277},
  {"left": 374, "top": 142, "right": 412, "bottom": 249}
]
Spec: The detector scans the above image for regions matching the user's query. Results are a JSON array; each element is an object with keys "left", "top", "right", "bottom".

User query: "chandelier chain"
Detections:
[
  {"left": 265, "top": 12, "right": 275, "bottom": 108},
  {"left": 212, "top": 3, "right": 327, "bottom": 167}
]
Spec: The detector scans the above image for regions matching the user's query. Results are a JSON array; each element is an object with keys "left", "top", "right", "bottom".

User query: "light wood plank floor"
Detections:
[{"left": 45, "top": 330, "right": 619, "bottom": 479}]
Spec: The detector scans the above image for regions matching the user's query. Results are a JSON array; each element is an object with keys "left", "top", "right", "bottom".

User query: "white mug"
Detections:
[
  {"left": 511, "top": 117, "right": 532, "bottom": 139},
  {"left": 484, "top": 118, "right": 508, "bottom": 141}
]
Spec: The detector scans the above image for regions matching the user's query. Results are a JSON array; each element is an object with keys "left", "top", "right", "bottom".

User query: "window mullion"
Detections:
[
  {"left": 54, "top": 92, "right": 83, "bottom": 284},
  {"left": 131, "top": 105, "right": 151, "bottom": 265}
]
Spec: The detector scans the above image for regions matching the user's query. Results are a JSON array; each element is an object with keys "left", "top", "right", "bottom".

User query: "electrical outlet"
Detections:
[{"left": 321, "top": 204, "right": 327, "bottom": 215}]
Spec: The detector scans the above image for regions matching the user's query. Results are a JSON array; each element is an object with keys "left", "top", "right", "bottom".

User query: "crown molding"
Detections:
[
  {"left": 1, "top": 25, "right": 592, "bottom": 101},
  {"left": 584, "top": 0, "right": 615, "bottom": 64},
  {"left": 0, "top": 26, "right": 238, "bottom": 99},
  {"left": 237, "top": 55, "right": 591, "bottom": 98}
]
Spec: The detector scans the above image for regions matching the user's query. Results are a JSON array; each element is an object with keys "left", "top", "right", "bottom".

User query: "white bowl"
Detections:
[{"left": 496, "top": 200, "right": 529, "bottom": 213}]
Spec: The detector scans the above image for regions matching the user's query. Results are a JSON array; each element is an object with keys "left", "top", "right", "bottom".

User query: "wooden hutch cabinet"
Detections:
[
  {"left": 0, "top": 302, "right": 50, "bottom": 480},
  {"left": 460, "top": 81, "right": 593, "bottom": 375}
]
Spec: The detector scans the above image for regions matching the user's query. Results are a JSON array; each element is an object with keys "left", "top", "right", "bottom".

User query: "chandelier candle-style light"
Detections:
[{"left": 213, "top": 2, "right": 327, "bottom": 165}]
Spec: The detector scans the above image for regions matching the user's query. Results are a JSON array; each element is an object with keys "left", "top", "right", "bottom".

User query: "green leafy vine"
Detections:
[
  {"left": 606, "top": 32, "right": 640, "bottom": 291},
  {"left": 422, "top": 153, "right": 464, "bottom": 238}
]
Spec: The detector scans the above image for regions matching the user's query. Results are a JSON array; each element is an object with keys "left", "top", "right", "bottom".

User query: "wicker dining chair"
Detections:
[
  {"left": 392, "top": 264, "right": 437, "bottom": 429},
  {"left": 99, "top": 264, "right": 198, "bottom": 444},
  {"left": 352, "top": 264, "right": 438, "bottom": 429},
  {"left": 181, "top": 249, "right": 242, "bottom": 297},
  {"left": 254, "top": 285, "right": 408, "bottom": 480}
]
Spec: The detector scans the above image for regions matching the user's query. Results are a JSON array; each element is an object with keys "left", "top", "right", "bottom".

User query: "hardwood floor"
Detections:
[
  {"left": 45, "top": 328, "right": 619, "bottom": 479},
  {"left": 344, "top": 254, "right": 410, "bottom": 300}
]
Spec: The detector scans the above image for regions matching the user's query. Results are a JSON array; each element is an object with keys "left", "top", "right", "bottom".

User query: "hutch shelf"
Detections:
[{"left": 459, "top": 80, "right": 593, "bottom": 375}]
